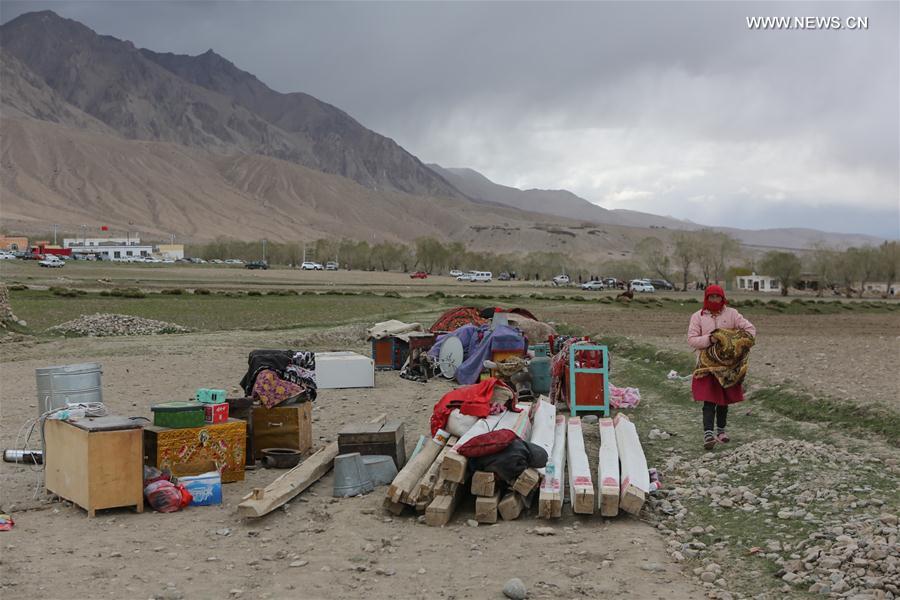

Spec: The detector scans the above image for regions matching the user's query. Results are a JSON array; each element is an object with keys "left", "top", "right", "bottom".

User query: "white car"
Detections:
[
  {"left": 39, "top": 256, "right": 65, "bottom": 268},
  {"left": 143, "top": 257, "right": 162, "bottom": 263},
  {"left": 456, "top": 272, "right": 474, "bottom": 282},
  {"left": 630, "top": 280, "right": 655, "bottom": 293},
  {"left": 224, "top": 259, "right": 244, "bottom": 265},
  {"left": 470, "top": 271, "right": 492, "bottom": 282},
  {"left": 581, "top": 280, "right": 605, "bottom": 291},
  {"left": 552, "top": 274, "right": 570, "bottom": 286},
  {"left": 449, "top": 269, "right": 463, "bottom": 277},
  {"left": 0, "top": 252, "right": 16, "bottom": 260},
  {"left": 300, "top": 261, "right": 323, "bottom": 270}
]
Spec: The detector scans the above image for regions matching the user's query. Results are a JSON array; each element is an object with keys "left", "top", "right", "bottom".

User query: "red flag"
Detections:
[{"left": 100, "top": 226, "right": 109, "bottom": 231}]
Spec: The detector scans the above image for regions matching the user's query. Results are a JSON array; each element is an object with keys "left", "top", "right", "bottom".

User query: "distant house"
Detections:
[
  {"left": 63, "top": 236, "right": 153, "bottom": 260},
  {"left": 735, "top": 273, "right": 781, "bottom": 293},
  {"left": 0, "top": 236, "right": 28, "bottom": 252}
]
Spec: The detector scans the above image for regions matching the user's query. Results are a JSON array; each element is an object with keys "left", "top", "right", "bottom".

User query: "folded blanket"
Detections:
[{"left": 693, "top": 328, "right": 755, "bottom": 389}]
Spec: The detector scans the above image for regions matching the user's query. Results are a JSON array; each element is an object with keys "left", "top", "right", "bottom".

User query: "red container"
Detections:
[{"left": 203, "top": 402, "right": 229, "bottom": 424}]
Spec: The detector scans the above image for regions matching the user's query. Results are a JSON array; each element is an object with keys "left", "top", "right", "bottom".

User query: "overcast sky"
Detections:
[{"left": 2, "top": 1, "right": 898, "bottom": 238}]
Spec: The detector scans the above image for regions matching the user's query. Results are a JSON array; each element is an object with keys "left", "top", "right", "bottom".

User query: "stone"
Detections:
[
  {"left": 502, "top": 578, "right": 528, "bottom": 600},
  {"left": 289, "top": 560, "right": 308, "bottom": 568},
  {"left": 582, "top": 415, "right": 599, "bottom": 424},
  {"left": 533, "top": 527, "right": 556, "bottom": 536},
  {"left": 700, "top": 572, "right": 716, "bottom": 583},
  {"left": 641, "top": 563, "right": 664, "bottom": 572},
  {"left": 466, "top": 519, "right": 479, "bottom": 528},
  {"left": 567, "top": 567, "right": 584, "bottom": 578}
]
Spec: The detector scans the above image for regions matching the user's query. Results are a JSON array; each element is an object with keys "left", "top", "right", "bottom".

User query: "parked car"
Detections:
[
  {"left": 552, "top": 274, "right": 570, "bottom": 286},
  {"left": 497, "top": 272, "right": 511, "bottom": 281},
  {"left": 648, "top": 279, "right": 675, "bottom": 291},
  {"left": 581, "top": 280, "right": 605, "bottom": 291},
  {"left": 300, "top": 261, "right": 323, "bottom": 270},
  {"left": 456, "top": 272, "right": 474, "bottom": 282},
  {"left": 630, "top": 280, "right": 655, "bottom": 292},
  {"left": 325, "top": 262, "right": 338, "bottom": 271},
  {"left": 143, "top": 257, "right": 162, "bottom": 263},
  {"left": 410, "top": 271, "right": 428, "bottom": 279},
  {"left": 470, "top": 271, "right": 492, "bottom": 282},
  {"left": 0, "top": 252, "right": 16, "bottom": 260},
  {"left": 245, "top": 260, "right": 269, "bottom": 270},
  {"left": 224, "top": 259, "right": 244, "bottom": 265},
  {"left": 449, "top": 269, "right": 463, "bottom": 277},
  {"left": 39, "top": 256, "right": 65, "bottom": 268}
]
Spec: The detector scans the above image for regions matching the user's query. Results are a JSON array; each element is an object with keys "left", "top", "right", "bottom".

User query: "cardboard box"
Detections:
[
  {"left": 203, "top": 402, "right": 229, "bottom": 424},
  {"left": 179, "top": 471, "right": 222, "bottom": 506}
]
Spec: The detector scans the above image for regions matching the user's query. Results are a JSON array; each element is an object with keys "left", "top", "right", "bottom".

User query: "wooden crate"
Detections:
[
  {"left": 338, "top": 419, "right": 406, "bottom": 469},
  {"left": 44, "top": 419, "right": 144, "bottom": 517},
  {"left": 249, "top": 403, "right": 312, "bottom": 460},
  {"left": 144, "top": 418, "right": 247, "bottom": 483},
  {"left": 372, "top": 337, "right": 406, "bottom": 370}
]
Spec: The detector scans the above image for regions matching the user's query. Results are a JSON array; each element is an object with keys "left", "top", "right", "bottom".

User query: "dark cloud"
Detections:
[{"left": 2, "top": 1, "right": 897, "bottom": 236}]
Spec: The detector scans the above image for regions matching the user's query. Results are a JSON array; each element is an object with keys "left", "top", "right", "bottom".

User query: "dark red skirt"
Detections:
[{"left": 692, "top": 376, "right": 744, "bottom": 406}]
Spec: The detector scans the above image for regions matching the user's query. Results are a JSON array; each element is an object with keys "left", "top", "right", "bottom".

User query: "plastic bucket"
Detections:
[
  {"left": 35, "top": 362, "right": 102, "bottom": 418},
  {"left": 333, "top": 453, "right": 374, "bottom": 497}
]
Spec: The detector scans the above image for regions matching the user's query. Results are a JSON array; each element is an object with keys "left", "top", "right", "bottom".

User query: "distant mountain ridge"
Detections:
[
  {"left": 0, "top": 9, "right": 885, "bottom": 253},
  {"left": 0, "top": 10, "right": 459, "bottom": 198}
]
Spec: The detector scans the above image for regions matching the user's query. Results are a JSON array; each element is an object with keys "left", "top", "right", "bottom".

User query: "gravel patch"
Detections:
[{"left": 48, "top": 313, "right": 189, "bottom": 337}]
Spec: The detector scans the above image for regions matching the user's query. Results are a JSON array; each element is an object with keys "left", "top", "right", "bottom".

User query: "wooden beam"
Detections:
[
  {"left": 238, "top": 414, "right": 387, "bottom": 518},
  {"left": 614, "top": 414, "right": 649, "bottom": 516},
  {"left": 387, "top": 429, "right": 450, "bottom": 503},
  {"left": 597, "top": 418, "right": 619, "bottom": 517},
  {"left": 567, "top": 417, "right": 595, "bottom": 515},
  {"left": 538, "top": 414, "right": 567, "bottom": 519},
  {"left": 407, "top": 435, "right": 458, "bottom": 506},
  {"left": 439, "top": 450, "right": 468, "bottom": 484},
  {"left": 475, "top": 491, "right": 500, "bottom": 524},
  {"left": 498, "top": 491, "right": 525, "bottom": 521},
  {"left": 383, "top": 496, "right": 406, "bottom": 516},
  {"left": 471, "top": 471, "right": 498, "bottom": 497},
  {"left": 530, "top": 398, "right": 557, "bottom": 476},
  {"left": 512, "top": 468, "right": 540, "bottom": 496},
  {"left": 425, "top": 481, "right": 463, "bottom": 527}
]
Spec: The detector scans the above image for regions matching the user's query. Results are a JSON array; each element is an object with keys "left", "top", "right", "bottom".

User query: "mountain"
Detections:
[
  {"left": 429, "top": 165, "right": 883, "bottom": 250},
  {"left": 0, "top": 10, "right": 458, "bottom": 198},
  {"left": 429, "top": 164, "right": 696, "bottom": 230}
]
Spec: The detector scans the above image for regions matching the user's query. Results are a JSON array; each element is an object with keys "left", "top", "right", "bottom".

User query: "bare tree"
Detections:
[
  {"left": 759, "top": 251, "right": 802, "bottom": 296},
  {"left": 635, "top": 237, "right": 671, "bottom": 280},
  {"left": 848, "top": 246, "right": 880, "bottom": 298},
  {"left": 672, "top": 231, "right": 698, "bottom": 291},
  {"left": 879, "top": 241, "right": 899, "bottom": 297}
]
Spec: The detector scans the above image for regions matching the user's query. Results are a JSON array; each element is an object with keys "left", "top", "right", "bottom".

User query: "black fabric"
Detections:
[
  {"left": 467, "top": 438, "right": 548, "bottom": 483},
  {"left": 239, "top": 350, "right": 317, "bottom": 399},
  {"left": 702, "top": 401, "right": 728, "bottom": 432}
]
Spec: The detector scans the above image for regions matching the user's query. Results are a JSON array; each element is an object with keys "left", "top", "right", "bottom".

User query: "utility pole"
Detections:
[
  {"left": 52, "top": 224, "right": 58, "bottom": 246},
  {"left": 262, "top": 239, "right": 267, "bottom": 262},
  {"left": 82, "top": 224, "right": 87, "bottom": 248}
]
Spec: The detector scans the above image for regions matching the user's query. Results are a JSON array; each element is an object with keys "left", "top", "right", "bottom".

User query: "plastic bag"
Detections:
[{"left": 144, "top": 480, "right": 192, "bottom": 513}]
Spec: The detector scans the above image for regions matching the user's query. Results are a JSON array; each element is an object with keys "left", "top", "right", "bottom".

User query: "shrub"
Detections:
[
  {"left": 50, "top": 286, "right": 81, "bottom": 298},
  {"left": 121, "top": 288, "right": 146, "bottom": 299},
  {"left": 192, "top": 288, "right": 211, "bottom": 295},
  {"left": 382, "top": 291, "right": 401, "bottom": 298},
  {"left": 247, "top": 290, "right": 262, "bottom": 296},
  {"left": 99, "top": 290, "right": 111, "bottom": 296},
  {"left": 8, "top": 284, "right": 28, "bottom": 291},
  {"left": 427, "top": 291, "right": 446, "bottom": 299},
  {"left": 161, "top": 288, "right": 184, "bottom": 295}
]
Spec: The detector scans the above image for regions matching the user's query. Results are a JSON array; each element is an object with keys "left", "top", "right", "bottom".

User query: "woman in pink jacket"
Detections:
[{"left": 687, "top": 284, "right": 756, "bottom": 449}]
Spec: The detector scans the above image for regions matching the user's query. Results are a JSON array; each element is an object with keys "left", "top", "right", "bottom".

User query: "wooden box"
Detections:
[
  {"left": 338, "top": 420, "right": 406, "bottom": 469},
  {"left": 248, "top": 403, "right": 312, "bottom": 460},
  {"left": 143, "top": 418, "right": 247, "bottom": 483},
  {"left": 372, "top": 337, "right": 407, "bottom": 370},
  {"left": 44, "top": 418, "right": 144, "bottom": 517}
]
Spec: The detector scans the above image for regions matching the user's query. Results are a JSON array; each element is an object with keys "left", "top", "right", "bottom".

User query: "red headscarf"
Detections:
[{"left": 703, "top": 284, "right": 727, "bottom": 313}]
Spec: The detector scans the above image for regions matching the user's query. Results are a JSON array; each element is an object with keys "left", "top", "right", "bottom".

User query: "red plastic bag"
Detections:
[
  {"left": 456, "top": 429, "right": 518, "bottom": 458},
  {"left": 144, "top": 480, "right": 191, "bottom": 513}
]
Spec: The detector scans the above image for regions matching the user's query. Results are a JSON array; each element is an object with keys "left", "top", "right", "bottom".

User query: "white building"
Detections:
[
  {"left": 63, "top": 237, "right": 153, "bottom": 260},
  {"left": 735, "top": 273, "right": 782, "bottom": 293}
]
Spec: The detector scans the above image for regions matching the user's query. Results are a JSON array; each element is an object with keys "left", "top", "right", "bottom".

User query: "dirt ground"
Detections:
[
  {"left": 551, "top": 305, "right": 900, "bottom": 411},
  {"left": 0, "top": 326, "right": 708, "bottom": 600}
]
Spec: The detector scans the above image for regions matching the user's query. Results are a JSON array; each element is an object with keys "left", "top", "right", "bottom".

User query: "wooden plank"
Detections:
[
  {"left": 382, "top": 496, "right": 406, "bottom": 516},
  {"left": 567, "top": 417, "right": 595, "bottom": 515},
  {"left": 614, "top": 413, "right": 649, "bottom": 516},
  {"left": 471, "top": 471, "right": 498, "bottom": 497},
  {"left": 530, "top": 398, "right": 557, "bottom": 476},
  {"left": 538, "top": 414, "right": 567, "bottom": 519},
  {"left": 475, "top": 491, "right": 500, "bottom": 524},
  {"left": 597, "top": 418, "right": 620, "bottom": 517},
  {"left": 512, "top": 468, "right": 540, "bottom": 496},
  {"left": 387, "top": 429, "right": 449, "bottom": 503},
  {"left": 425, "top": 481, "right": 463, "bottom": 527},
  {"left": 498, "top": 491, "right": 525, "bottom": 521},
  {"left": 439, "top": 450, "right": 468, "bottom": 484},
  {"left": 238, "top": 414, "right": 385, "bottom": 518},
  {"left": 408, "top": 436, "right": 458, "bottom": 506}
]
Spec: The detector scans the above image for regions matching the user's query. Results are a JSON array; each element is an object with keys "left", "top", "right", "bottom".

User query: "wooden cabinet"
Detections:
[
  {"left": 249, "top": 403, "right": 312, "bottom": 460},
  {"left": 44, "top": 418, "right": 144, "bottom": 517}
]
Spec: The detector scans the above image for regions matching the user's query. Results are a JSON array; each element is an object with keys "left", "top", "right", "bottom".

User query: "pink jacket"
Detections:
[{"left": 687, "top": 306, "right": 756, "bottom": 351}]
